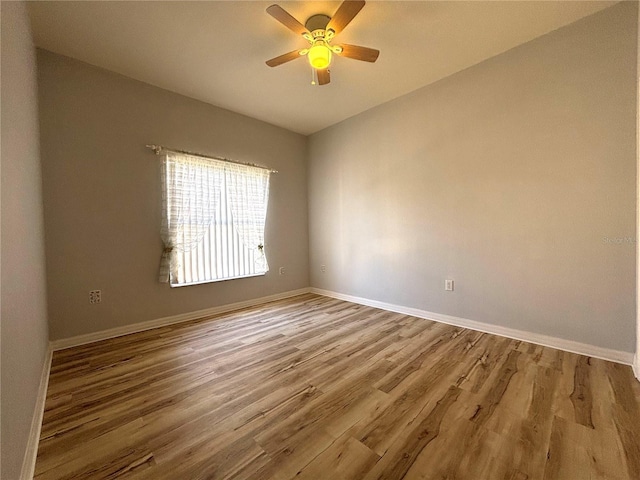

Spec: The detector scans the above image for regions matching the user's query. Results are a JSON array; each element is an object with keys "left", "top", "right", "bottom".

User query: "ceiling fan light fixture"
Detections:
[
  {"left": 308, "top": 41, "right": 332, "bottom": 69},
  {"left": 265, "top": 2, "right": 379, "bottom": 85}
]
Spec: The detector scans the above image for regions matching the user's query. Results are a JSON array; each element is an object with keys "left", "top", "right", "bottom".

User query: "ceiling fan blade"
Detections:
[
  {"left": 326, "top": 1, "right": 366, "bottom": 35},
  {"left": 337, "top": 44, "right": 379, "bottom": 63},
  {"left": 317, "top": 68, "right": 330, "bottom": 86},
  {"left": 266, "top": 50, "right": 303, "bottom": 67},
  {"left": 266, "top": 4, "right": 310, "bottom": 36}
]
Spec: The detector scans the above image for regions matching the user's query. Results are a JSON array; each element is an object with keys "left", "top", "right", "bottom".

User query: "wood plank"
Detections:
[
  {"left": 362, "top": 386, "right": 463, "bottom": 480},
  {"left": 34, "top": 294, "right": 640, "bottom": 480},
  {"left": 295, "top": 430, "right": 379, "bottom": 480}
]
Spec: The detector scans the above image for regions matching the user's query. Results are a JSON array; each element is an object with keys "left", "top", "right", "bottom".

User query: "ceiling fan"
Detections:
[{"left": 265, "top": 0, "right": 380, "bottom": 86}]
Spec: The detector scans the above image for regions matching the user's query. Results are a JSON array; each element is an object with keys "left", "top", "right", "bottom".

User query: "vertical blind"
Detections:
[{"left": 159, "top": 151, "right": 270, "bottom": 286}]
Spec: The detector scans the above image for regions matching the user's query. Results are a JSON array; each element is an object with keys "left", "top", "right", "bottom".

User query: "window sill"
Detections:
[{"left": 170, "top": 272, "right": 267, "bottom": 288}]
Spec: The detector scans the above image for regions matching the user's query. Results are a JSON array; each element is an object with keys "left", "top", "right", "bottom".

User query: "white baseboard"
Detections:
[
  {"left": 50, "top": 288, "right": 311, "bottom": 351},
  {"left": 633, "top": 354, "right": 640, "bottom": 380},
  {"left": 20, "top": 346, "right": 53, "bottom": 480},
  {"left": 311, "top": 288, "right": 634, "bottom": 366}
]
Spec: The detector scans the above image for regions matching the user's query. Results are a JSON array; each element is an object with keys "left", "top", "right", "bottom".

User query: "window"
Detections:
[{"left": 158, "top": 151, "right": 270, "bottom": 286}]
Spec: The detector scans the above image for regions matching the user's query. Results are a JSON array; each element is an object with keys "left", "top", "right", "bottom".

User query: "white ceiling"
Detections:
[{"left": 28, "top": 1, "right": 617, "bottom": 135}]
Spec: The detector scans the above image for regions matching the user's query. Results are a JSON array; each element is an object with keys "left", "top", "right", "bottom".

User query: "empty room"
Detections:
[{"left": 2, "top": 1, "right": 640, "bottom": 479}]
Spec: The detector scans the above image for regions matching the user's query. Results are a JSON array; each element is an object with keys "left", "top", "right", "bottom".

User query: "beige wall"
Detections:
[
  {"left": 636, "top": 0, "right": 640, "bottom": 379},
  {"left": 37, "top": 50, "right": 309, "bottom": 340},
  {"left": 1, "top": 2, "right": 51, "bottom": 478},
  {"left": 309, "top": 2, "right": 638, "bottom": 353}
]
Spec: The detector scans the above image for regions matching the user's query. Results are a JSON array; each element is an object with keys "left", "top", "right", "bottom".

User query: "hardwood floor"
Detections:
[{"left": 35, "top": 293, "right": 640, "bottom": 479}]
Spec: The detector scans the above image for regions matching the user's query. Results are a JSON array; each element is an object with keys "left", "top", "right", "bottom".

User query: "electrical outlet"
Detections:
[
  {"left": 445, "top": 280, "right": 454, "bottom": 291},
  {"left": 321, "top": 264, "right": 326, "bottom": 273},
  {"left": 279, "top": 267, "right": 285, "bottom": 275},
  {"left": 89, "top": 290, "right": 101, "bottom": 304}
]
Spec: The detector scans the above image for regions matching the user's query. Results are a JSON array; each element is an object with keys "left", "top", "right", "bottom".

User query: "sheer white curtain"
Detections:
[
  {"left": 159, "top": 152, "right": 224, "bottom": 282},
  {"left": 225, "top": 163, "right": 271, "bottom": 273}
]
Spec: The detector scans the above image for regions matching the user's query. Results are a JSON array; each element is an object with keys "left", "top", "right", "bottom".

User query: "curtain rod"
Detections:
[{"left": 145, "top": 144, "right": 278, "bottom": 173}]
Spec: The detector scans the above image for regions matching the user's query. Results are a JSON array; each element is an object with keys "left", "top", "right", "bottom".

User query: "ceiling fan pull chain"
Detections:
[{"left": 311, "top": 68, "right": 317, "bottom": 86}]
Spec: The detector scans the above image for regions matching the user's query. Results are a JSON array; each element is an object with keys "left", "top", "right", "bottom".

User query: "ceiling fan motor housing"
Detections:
[{"left": 305, "top": 14, "right": 331, "bottom": 33}]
